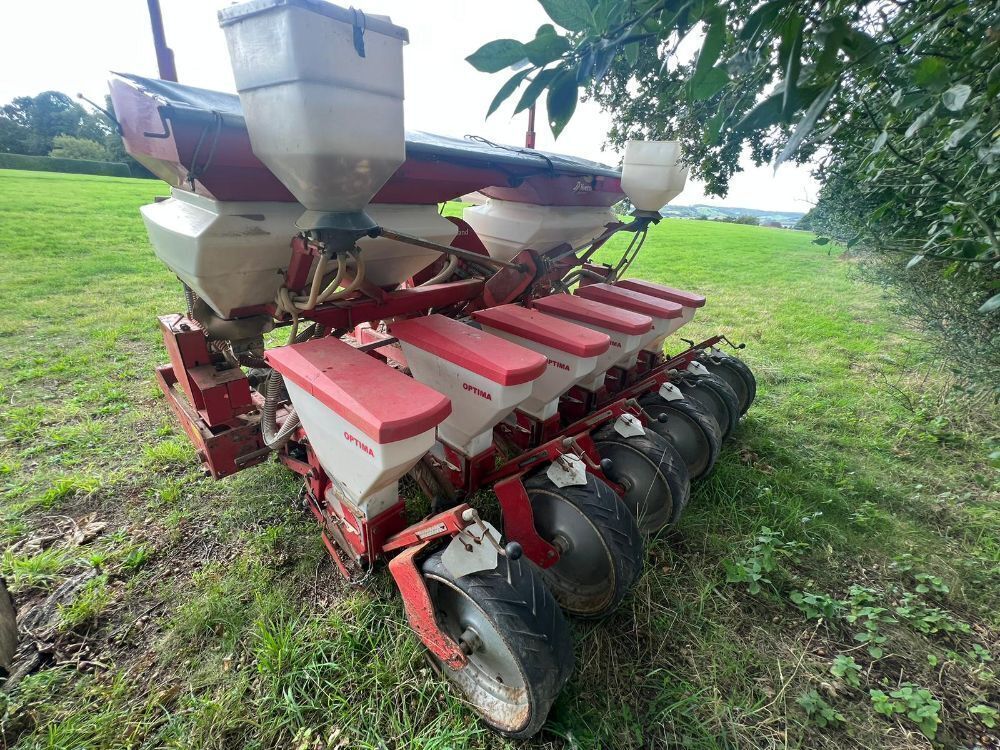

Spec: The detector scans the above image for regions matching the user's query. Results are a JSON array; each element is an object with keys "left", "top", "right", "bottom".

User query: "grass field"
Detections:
[{"left": 0, "top": 169, "right": 997, "bottom": 749}]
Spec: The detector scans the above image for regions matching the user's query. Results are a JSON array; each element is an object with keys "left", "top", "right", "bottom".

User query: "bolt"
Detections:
[
  {"left": 552, "top": 534, "right": 571, "bottom": 555},
  {"left": 458, "top": 627, "right": 482, "bottom": 655}
]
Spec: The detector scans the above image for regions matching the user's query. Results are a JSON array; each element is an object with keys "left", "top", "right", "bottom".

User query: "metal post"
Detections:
[
  {"left": 526, "top": 103, "right": 536, "bottom": 149},
  {"left": 147, "top": 0, "right": 178, "bottom": 82}
]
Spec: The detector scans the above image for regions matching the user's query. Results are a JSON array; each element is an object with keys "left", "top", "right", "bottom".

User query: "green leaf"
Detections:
[
  {"left": 486, "top": 69, "right": 530, "bottom": 117},
  {"left": 513, "top": 67, "right": 559, "bottom": 114},
  {"left": 988, "top": 62, "right": 1000, "bottom": 99},
  {"left": 815, "top": 17, "right": 848, "bottom": 78},
  {"left": 812, "top": 236, "right": 830, "bottom": 245},
  {"left": 704, "top": 108, "right": 729, "bottom": 145},
  {"left": 979, "top": 293, "right": 1000, "bottom": 313},
  {"left": 739, "top": 0, "right": 783, "bottom": 44},
  {"left": 691, "top": 66, "right": 729, "bottom": 101},
  {"left": 466, "top": 39, "right": 529, "bottom": 73},
  {"left": 537, "top": 0, "right": 595, "bottom": 32},
  {"left": 780, "top": 16, "right": 804, "bottom": 123},
  {"left": 523, "top": 24, "right": 571, "bottom": 67},
  {"left": 904, "top": 104, "right": 937, "bottom": 139},
  {"left": 624, "top": 40, "right": 640, "bottom": 66},
  {"left": 913, "top": 57, "right": 950, "bottom": 90},
  {"left": 735, "top": 85, "right": 825, "bottom": 134},
  {"left": 775, "top": 82, "right": 837, "bottom": 167},
  {"left": 694, "top": 8, "right": 728, "bottom": 81},
  {"left": 941, "top": 83, "right": 971, "bottom": 112},
  {"left": 841, "top": 28, "right": 878, "bottom": 64},
  {"left": 872, "top": 131, "right": 888, "bottom": 154},
  {"left": 546, "top": 70, "right": 579, "bottom": 138}
]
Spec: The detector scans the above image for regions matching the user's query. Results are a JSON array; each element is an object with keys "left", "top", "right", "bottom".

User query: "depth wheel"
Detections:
[
  {"left": 701, "top": 354, "right": 757, "bottom": 415},
  {"left": 422, "top": 549, "right": 573, "bottom": 738},
  {"left": 524, "top": 469, "right": 643, "bottom": 619},
  {"left": 638, "top": 393, "right": 721, "bottom": 480},
  {"left": 677, "top": 373, "right": 740, "bottom": 440},
  {"left": 591, "top": 423, "right": 691, "bottom": 533}
]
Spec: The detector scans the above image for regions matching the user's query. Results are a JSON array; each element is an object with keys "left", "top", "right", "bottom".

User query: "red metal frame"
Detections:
[
  {"left": 145, "top": 188, "right": 740, "bottom": 690},
  {"left": 154, "top": 365, "right": 266, "bottom": 478}
]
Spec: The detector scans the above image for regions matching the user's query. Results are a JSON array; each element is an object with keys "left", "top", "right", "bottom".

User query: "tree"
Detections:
[
  {"left": 49, "top": 134, "right": 111, "bottom": 161},
  {"left": 0, "top": 91, "right": 105, "bottom": 155},
  {"left": 468, "top": 0, "right": 999, "bottom": 392},
  {"left": 467, "top": 0, "right": 998, "bottom": 271}
]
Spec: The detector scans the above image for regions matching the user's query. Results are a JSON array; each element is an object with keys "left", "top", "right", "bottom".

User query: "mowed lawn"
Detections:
[{"left": 0, "top": 169, "right": 997, "bottom": 749}]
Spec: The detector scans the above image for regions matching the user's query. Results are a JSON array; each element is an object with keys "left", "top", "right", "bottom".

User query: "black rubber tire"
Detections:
[
  {"left": 638, "top": 392, "right": 722, "bottom": 480},
  {"left": 677, "top": 372, "right": 740, "bottom": 440},
  {"left": 422, "top": 549, "right": 574, "bottom": 739},
  {"left": 0, "top": 578, "right": 15, "bottom": 680},
  {"left": 701, "top": 354, "right": 757, "bottom": 415},
  {"left": 591, "top": 423, "right": 691, "bottom": 532},
  {"left": 524, "top": 469, "right": 643, "bottom": 619}
]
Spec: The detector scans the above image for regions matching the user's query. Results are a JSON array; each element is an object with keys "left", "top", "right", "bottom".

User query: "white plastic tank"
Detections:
[
  {"left": 219, "top": 0, "right": 409, "bottom": 223},
  {"left": 463, "top": 200, "right": 616, "bottom": 262},
  {"left": 620, "top": 140, "right": 688, "bottom": 211},
  {"left": 142, "top": 190, "right": 455, "bottom": 318}
]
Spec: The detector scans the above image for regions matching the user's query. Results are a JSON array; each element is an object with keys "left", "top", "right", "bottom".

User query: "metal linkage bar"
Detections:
[{"left": 378, "top": 227, "right": 527, "bottom": 272}]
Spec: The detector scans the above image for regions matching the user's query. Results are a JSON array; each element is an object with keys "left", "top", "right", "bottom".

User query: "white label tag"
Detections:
[
  {"left": 614, "top": 413, "right": 646, "bottom": 438},
  {"left": 546, "top": 453, "right": 588, "bottom": 488},
  {"left": 441, "top": 521, "right": 501, "bottom": 579},
  {"left": 658, "top": 382, "right": 684, "bottom": 402},
  {"left": 686, "top": 361, "right": 710, "bottom": 376}
]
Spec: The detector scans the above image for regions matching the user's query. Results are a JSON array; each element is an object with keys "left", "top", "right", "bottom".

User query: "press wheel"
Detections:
[
  {"left": 591, "top": 423, "right": 691, "bottom": 533},
  {"left": 677, "top": 372, "right": 740, "bottom": 439},
  {"left": 639, "top": 393, "right": 721, "bottom": 479},
  {"left": 701, "top": 353, "right": 757, "bottom": 415},
  {"left": 524, "top": 469, "right": 643, "bottom": 618},
  {"left": 422, "top": 549, "right": 573, "bottom": 738}
]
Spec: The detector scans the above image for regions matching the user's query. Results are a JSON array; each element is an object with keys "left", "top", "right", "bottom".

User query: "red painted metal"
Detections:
[
  {"left": 382, "top": 505, "right": 471, "bottom": 553},
  {"left": 471, "top": 304, "right": 610, "bottom": 358},
  {"left": 615, "top": 279, "right": 707, "bottom": 309},
  {"left": 284, "top": 279, "right": 485, "bottom": 329},
  {"left": 495, "top": 409, "right": 562, "bottom": 451},
  {"left": 158, "top": 314, "right": 254, "bottom": 427},
  {"left": 391, "top": 314, "right": 547, "bottom": 387},
  {"left": 154, "top": 365, "right": 266, "bottom": 478},
  {"left": 532, "top": 293, "right": 652, "bottom": 335},
  {"left": 110, "top": 76, "right": 622, "bottom": 207},
  {"left": 266, "top": 336, "right": 451, "bottom": 442},
  {"left": 576, "top": 283, "right": 684, "bottom": 320},
  {"left": 493, "top": 477, "right": 559, "bottom": 568},
  {"left": 388, "top": 542, "right": 467, "bottom": 669},
  {"left": 146, "top": 0, "right": 177, "bottom": 82},
  {"left": 478, "top": 250, "right": 540, "bottom": 309}
]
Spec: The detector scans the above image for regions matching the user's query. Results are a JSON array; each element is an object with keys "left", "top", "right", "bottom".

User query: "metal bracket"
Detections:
[
  {"left": 546, "top": 453, "right": 588, "bottom": 488},
  {"left": 658, "top": 382, "right": 685, "bottom": 402},
  {"left": 614, "top": 413, "right": 646, "bottom": 438},
  {"left": 441, "top": 519, "right": 502, "bottom": 579},
  {"left": 686, "top": 361, "right": 710, "bottom": 377}
]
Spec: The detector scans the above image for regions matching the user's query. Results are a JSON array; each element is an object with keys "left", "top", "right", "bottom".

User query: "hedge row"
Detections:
[{"left": 0, "top": 153, "right": 131, "bottom": 178}]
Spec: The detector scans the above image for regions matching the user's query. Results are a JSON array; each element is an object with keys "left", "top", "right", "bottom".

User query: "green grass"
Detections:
[{"left": 0, "top": 169, "right": 997, "bottom": 749}]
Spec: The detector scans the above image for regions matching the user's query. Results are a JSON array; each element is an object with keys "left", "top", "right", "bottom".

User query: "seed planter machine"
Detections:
[{"left": 113, "top": 0, "right": 757, "bottom": 737}]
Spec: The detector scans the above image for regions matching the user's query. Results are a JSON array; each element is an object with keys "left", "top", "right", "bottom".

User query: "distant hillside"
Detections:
[{"left": 661, "top": 204, "right": 804, "bottom": 227}]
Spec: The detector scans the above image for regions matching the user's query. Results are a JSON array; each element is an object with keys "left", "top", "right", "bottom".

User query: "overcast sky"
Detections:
[{"left": 1, "top": 0, "right": 818, "bottom": 212}]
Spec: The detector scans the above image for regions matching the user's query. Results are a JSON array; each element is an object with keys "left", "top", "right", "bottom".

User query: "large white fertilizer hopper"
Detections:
[
  {"left": 219, "top": 0, "right": 408, "bottom": 234},
  {"left": 620, "top": 140, "right": 688, "bottom": 212}
]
